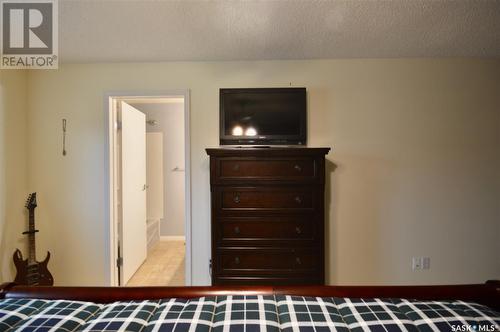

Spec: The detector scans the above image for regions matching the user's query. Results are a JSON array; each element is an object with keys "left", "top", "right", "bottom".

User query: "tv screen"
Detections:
[{"left": 220, "top": 88, "right": 306, "bottom": 145}]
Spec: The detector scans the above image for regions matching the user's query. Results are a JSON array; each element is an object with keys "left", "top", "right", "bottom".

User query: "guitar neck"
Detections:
[{"left": 28, "top": 209, "right": 37, "bottom": 264}]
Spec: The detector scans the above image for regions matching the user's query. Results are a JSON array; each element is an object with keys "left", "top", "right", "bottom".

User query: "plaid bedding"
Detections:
[
  {"left": 8, "top": 300, "right": 101, "bottom": 332},
  {"left": 0, "top": 299, "right": 48, "bottom": 331},
  {"left": 144, "top": 297, "right": 216, "bottom": 332},
  {"left": 0, "top": 296, "right": 498, "bottom": 332}
]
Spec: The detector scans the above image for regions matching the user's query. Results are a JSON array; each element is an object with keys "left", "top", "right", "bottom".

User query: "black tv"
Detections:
[{"left": 220, "top": 87, "right": 307, "bottom": 146}]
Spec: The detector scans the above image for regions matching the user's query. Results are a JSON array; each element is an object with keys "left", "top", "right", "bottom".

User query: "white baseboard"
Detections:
[{"left": 160, "top": 236, "right": 185, "bottom": 241}]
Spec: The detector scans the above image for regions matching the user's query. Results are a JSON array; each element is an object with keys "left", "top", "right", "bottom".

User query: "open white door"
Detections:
[{"left": 120, "top": 101, "right": 147, "bottom": 285}]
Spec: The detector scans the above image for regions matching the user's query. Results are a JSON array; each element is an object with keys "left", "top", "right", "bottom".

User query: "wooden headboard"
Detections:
[{"left": 1, "top": 281, "right": 499, "bottom": 309}]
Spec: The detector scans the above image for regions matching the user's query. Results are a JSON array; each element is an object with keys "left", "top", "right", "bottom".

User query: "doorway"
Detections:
[{"left": 105, "top": 91, "right": 191, "bottom": 287}]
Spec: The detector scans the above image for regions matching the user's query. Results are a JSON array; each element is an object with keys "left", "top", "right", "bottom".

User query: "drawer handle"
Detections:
[
  {"left": 234, "top": 256, "right": 240, "bottom": 265},
  {"left": 233, "top": 194, "right": 240, "bottom": 204},
  {"left": 294, "top": 164, "right": 302, "bottom": 172},
  {"left": 232, "top": 164, "right": 240, "bottom": 171},
  {"left": 295, "top": 226, "right": 302, "bottom": 235},
  {"left": 234, "top": 226, "right": 240, "bottom": 234},
  {"left": 294, "top": 196, "right": 302, "bottom": 204},
  {"left": 295, "top": 257, "right": 302, "bottom": 265}
]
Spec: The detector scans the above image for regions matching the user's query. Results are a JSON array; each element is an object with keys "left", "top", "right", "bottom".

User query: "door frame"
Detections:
[{"left": 104, "top": 90, "right": 192, "bottom": 286}]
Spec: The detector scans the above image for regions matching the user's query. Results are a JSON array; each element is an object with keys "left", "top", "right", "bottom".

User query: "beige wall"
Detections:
[
  {"left": 0, "top": 71, "right": 29, "bottom": 283},
  {"left": 21, "top": 59, "right": 500, "bottom": 286}
]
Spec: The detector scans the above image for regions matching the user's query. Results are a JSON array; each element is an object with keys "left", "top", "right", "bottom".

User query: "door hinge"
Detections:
[
  {"left": 209, "top": 259, "right": 212, "bottom": 277},
  {"left": 116, "top": 257, "right": 123, "bottom": 268}
]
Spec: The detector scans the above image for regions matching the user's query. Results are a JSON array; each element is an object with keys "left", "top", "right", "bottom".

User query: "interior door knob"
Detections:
[{"left": 294, "top": 164, "right": 302, "bottom": 172}]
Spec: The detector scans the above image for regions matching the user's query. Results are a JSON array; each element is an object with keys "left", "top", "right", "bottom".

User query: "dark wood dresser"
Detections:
[{"left": 206, "top": 147, "right": 330, "bottom": 285}]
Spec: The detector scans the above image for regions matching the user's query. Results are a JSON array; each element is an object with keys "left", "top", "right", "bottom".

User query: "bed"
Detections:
[{"left": 1, "top": 281, "right": 499, "bottom": 331}]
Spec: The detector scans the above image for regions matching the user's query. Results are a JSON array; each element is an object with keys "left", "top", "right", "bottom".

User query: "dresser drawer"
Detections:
[
  {"left": 217, "top": 187, "right": 317, "bottom": 212},
  {"left": 215, "top": 248, "right": 320, "bottom": 275},
  {"left": 214, "top": 275, "right": 323, "bottom": 286},
  {"left": 217, "top": 158, "right": 317, "bottom": 181},
  {"left": 216, "top": 217, "right": 316, "bottom": 245}
]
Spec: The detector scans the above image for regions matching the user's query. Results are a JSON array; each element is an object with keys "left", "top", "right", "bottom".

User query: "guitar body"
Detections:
[
  {"left": 13, "top": 249, "right": 54, "bottom": 286},
  {"left": 12, "top": 193, "right": 54, "bottom": 286}
]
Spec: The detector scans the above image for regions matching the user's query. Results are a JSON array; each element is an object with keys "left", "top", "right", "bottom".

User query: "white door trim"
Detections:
[{"left": 104, "top": 90, "right": 192, "bottom": 286}]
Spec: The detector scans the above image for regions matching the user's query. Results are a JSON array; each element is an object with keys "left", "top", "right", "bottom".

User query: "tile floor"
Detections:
[{"left": 126, "top": 240, "right": 185, "bottom": 286}]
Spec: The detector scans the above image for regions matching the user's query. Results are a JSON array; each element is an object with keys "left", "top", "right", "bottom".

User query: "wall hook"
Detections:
[{"left": 62, "top": 119, "right": 67, "bottom": 156}]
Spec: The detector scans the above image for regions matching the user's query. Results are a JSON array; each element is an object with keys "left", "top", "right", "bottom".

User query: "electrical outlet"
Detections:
[
  {"left": 412, "top": 257, "right": 430, "bottom": 271},
  {"left": 412, "top": 257, "right": 422, "bottom": 270}
]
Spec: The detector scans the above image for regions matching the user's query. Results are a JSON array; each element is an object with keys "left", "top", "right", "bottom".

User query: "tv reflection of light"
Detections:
[
  {"left": 245, "top": 127, "right": 257, "bottom": 136},
  {"left": 232, "top": 126, "right": 243, "bottom": 136}
]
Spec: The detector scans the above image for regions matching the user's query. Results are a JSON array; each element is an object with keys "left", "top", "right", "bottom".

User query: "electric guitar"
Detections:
[{"left": 13, "top": 193, "right": 54, "bottom": 286}]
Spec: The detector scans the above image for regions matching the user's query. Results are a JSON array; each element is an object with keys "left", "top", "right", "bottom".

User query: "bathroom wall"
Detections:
[{"left": 131, "top": 101, "right": 186, "bottom": 237}]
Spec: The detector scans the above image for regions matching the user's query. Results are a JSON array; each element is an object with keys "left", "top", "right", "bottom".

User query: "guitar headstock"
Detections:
[{"left": 25, "top": 193, "right": 37, "bottom": 210}]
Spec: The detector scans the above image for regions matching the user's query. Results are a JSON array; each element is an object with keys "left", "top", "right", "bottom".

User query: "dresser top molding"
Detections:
[{"left": 206, "top": 147, "right": 331, "bottom": 157}]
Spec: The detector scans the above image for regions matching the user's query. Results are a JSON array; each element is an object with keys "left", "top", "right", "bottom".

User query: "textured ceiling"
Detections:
[{"left": 59, "top": 0, "right": 500, "bottom": 63}]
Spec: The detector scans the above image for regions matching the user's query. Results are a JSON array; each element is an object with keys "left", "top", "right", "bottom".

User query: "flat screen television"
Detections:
[{"left": 220, "top": 87, "right": 307, "bottom": 146}]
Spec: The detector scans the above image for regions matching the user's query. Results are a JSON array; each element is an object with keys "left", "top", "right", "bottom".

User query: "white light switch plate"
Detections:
[{"left": 422, "top": 257, "right": 430, "bottom": 269}]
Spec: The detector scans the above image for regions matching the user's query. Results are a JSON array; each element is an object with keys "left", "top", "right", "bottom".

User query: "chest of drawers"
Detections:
[{"left": 206, "top": 147, "right": 330, "bottom": 285}]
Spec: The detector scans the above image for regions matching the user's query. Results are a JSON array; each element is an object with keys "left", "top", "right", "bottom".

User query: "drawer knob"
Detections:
[
  {"left": 233, "top": 194, "right": 240, "bottom": 204},
  {"left": 295, "top": 226, "right": 302, "bottom": 235},
  {"left": 294, "top": 164, "right": 302, "bottom": 172},
  {"left": 294, "top": 196, "right": 302, "bottom": 204},
  {"left": 234, "top": 256, "right": 240, "bottom": 265},
  {"left": 234, "top": 226, "right": 240, "bottom": 234},
  {"left": 295, "top": 257, "right": 302, "bottom": 265},
  {"left": 232, "top": 164, "right": 240, "bottom": 171}
]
